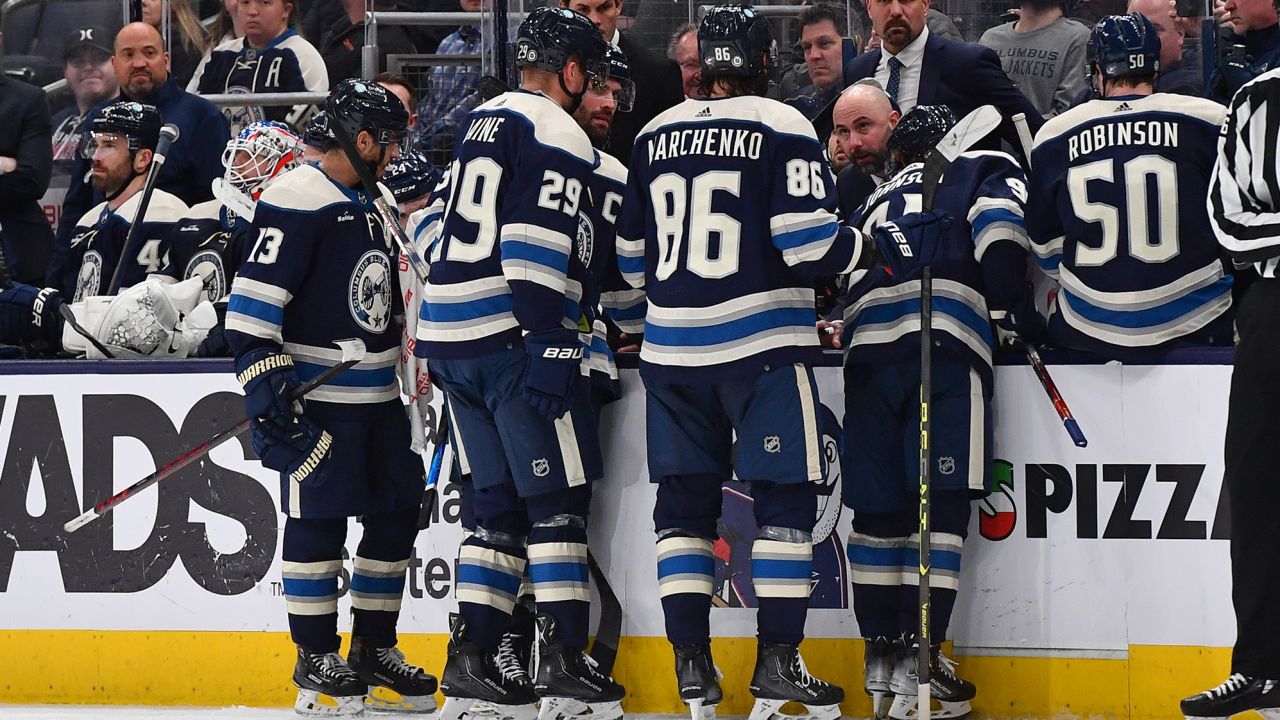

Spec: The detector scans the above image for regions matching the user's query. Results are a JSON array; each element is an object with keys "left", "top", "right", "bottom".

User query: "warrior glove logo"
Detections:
[{"left": 349, "top": 250, "right": 392, "bottom": 333}]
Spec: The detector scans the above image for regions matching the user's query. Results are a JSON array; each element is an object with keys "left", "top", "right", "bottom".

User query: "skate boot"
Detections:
[
  {"left": 888, "top": 638, "right": 975, "bottom": 720},
  {"left": 864, "top": 636, "right": 897, "bottom": 719},
  {"left": 293, "top": 646, "right": 367, "bottom": 717},
  {"left": 440, "top": 614, "right": 540, "bottom": 720},
  {"left": 473, "top": 629, "right": 541, "bottom": 719},
  {"left": 348, "top": 637, "right": 438, "bottom": 714},
  {"left": 533, "top": 614, "right": 625, "bottom": 720},
  {"left": 1180, "top": 673, "right": 1280, "bottom": 719},
  {"left": 675, "top": 641, "right": 723, "bottom": 720},
  {"left": 747, "top": 641, "right": 844, "bottom": 720}
]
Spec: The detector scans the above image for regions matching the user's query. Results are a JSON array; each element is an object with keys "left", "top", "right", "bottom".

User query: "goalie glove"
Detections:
[{"left": 522, "top": 327, "right": 583, "bottom": 421}]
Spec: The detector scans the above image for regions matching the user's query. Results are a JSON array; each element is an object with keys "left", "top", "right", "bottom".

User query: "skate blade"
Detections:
[
  {"left": 539, "top": 699, "right": 622, "bottom": 720},
  {"left": 685, "top": 698, "right": 718, "bottom": 720},
  {"left": 888, "top": 694, "right": 972, "bottom": 720},
  {"left": 295, "top": 688, "right": 366, "bottom": 717},
  {"left": 870, "top": 691, "right": 890, "bottom": 720},
  {"left": 364, "top": 686, "right": 437, "bottom": 714},
  {"left": 441, "top": 697, "right": 478, "bottom": 720},
  {"left": 748, "top": 698, "right": 841, "bottom": 720},
  {"left": 473, "top": 701, "right": 540, "bottom": 720}
]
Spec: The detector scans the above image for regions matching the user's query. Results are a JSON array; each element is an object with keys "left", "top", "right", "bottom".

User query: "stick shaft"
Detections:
[{"left": 1023, "top": 343, "right": 1088, "bottom": 447}]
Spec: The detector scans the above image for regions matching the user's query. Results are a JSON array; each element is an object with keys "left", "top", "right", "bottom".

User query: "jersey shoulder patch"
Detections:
[
  {"left": 116, "top": 188, "right": 189, "bottom": 225},
  {"left": 480, "top": 91, "right": 595, "bottom": 164},
  {"left": 183, "top": 198, "right": 224, "bottom": 222},
  {"left": 257, "top": 163, "right": 352, "bottom": 212},
  {"left": 77, "top": 200, "right": 110, "bottom": 229}
]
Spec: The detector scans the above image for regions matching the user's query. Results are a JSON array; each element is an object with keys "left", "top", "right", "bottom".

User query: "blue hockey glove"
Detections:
[
  {"left": 993, "top": 295, "right": 1047, "bottom": 348},
  {"left": 522, "top": 327, "right": 583, "bottom": 421},
  {"left": 872, "top": 211, "right": 951, "bottom": 278},
  {"left": 1218, "top": 47, "right": 1255, "bottom": 98},
  {"left": 236, "top": 348, "right": 332, "bottom": 481},
  {"left": 0, "top": 283, "right": 64, "bottom": 347}
]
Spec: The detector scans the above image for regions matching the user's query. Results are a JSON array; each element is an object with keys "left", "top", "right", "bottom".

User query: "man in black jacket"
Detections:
[
  {"left": 0, "top": 56, "right": 55, "bottom": 284},
  {"left": 562, "top": 0, "right": 684, "bottom": 166}
]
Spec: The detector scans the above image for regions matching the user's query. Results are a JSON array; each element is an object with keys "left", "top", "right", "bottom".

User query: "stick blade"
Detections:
[
  {"left": 63, "top": 509, "right": 98, "bottom": 533},
  {"left": 333, "top": 338, "right": 367, "bottom": 364},
  {"left": 936, "top": 105, "right": 1003, "bottom": 164}
]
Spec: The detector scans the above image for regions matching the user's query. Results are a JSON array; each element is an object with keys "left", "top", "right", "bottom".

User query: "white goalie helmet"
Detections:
[{"left": 212, "top": 120, "right": 304, "bottom": 222}]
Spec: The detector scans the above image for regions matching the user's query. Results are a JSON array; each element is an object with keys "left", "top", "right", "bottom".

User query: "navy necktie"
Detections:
[{"left": 886, "top": 56, "right": 903, "bottom": 102}]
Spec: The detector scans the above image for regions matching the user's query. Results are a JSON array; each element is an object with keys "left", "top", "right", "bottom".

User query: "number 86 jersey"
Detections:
[
  {"left": 616, "top": 95, "right": 865, "bottom": 383},
  {"left": 415, "top": 90, "right": 599, "bottom": 360}
]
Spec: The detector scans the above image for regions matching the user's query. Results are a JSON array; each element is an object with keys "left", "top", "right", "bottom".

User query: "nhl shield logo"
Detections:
[
  {"left": 576, "top": 212, "right": 594, "bottom": 267},
  {"left": 763, "top": 435, "right": 781, "bottom": 454},
  {"left": 74, "top": 250, "right": 104, "bottom": 302},
  {"left": 938, "top": 456, "right": 956, "bottom": 475},
  {"left": 185, "top": 249, "right": 227, "bottom": 304},
  {"left": 349, "top": 250, "right": 392, "bottom": 333},
  {"left": 531, "top": 458, "right": 551, "bottom": 477}
]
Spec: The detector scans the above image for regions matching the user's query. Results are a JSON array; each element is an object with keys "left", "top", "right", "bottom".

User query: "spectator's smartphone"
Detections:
[
  {"left": 1176, "top": 0, "right": 1203, "bottom": 18},
  {"left": 999, "top": 9, "right": 1019, "bottom": 22}
]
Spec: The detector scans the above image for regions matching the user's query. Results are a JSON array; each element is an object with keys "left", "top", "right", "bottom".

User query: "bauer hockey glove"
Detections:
[
  {"left": 522, "top": 327, "right": 583, "bottom": 421},
  {"left": 0, "top": 283, "right": 64, "bottom": 349},
  {"left": 993, "top": 295, "right": 1047, "bottom": 348},
  {"left": 871, "top": 211, "right": 951, "bottom": 278},
  {"left": 236, "top": 348, "right": 333, "bottom": 480}
]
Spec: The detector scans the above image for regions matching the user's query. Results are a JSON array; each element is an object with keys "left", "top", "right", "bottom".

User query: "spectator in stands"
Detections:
[
  {"left": 207, "top": 0, "right": 244, "bottom": 48},
  {"left": 927, "top": 7, "right": 964, "bottom": 39},
  {"left": 787, "top": 4, "right": 852, "bottom": 120},
  {"left": 0, "top": 36, "right": 54, "bottom": 285},
  {"left": 376, "top": 72, "right": 420, "bottom": 133},
  {"left": 50, "top": 22, "right": 230, "bottom": 289},
  {"left": 1129, "top": 0, "right": 1203, "bottom": 95},
  {"left": 317, "top": 0, "right": 419, "bottom": 86},
  {"left": 562, "top": 0, "right": 683, "bottom": 165},
  {"left": 980, "top": 0, "right": 1091, "bottom": 117},
  {"left": 667, "top": 22, "right": 702, "bottom": 99},
  {"left": 413, "top": 0, "right": 486, "bottom": 165},
  {"left": 142, "top": 0, "right": 210, "bottom": 87},
  {"left": 188, "top": 0, "right": 328, "bottom": 134},
  {"left": 51, "top": 27, "right": 119, "bottom": 176},
  {"left": 1206, "top": 0, "right": 1280, "bottom": 101}
]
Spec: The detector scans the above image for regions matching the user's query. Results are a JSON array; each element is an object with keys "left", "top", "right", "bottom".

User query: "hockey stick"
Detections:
[
  {"left": 329, "top": 121, "right": 432, "bottom": 284},
  {"left": 58, "top": 303, "right": 116, "bottom": 358},
  {"left": 417, "top": 402, "right": 451, "bottom": 530},
  {"left": 107, "top": 124, "right": 179, "bottom": 295},
  {"left": 1008, "top": 113, "right": 1088, "bottom": 448},
  {"left": 63, "top": 338, "right": 367, "bottom": 533},
  {"left": 915, "top": 105, "right": 1003, "bottom": 720}
]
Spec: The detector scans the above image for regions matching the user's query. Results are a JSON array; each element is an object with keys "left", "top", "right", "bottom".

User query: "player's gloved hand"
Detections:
[
  {"left": 236, "top": 348, "right": 332, "bottom": 479},
  {"left": 872, "top": 211, "right": 952, "bottom": 277},
  {"left": 1218, "top": 48, "right": 1255, "bottom": 96},
  {"left": 522, "top": 327, "right": 583, "bottom": 421},
  {"left": 0, "top": 283, "right": 65, "bottom": 348},
  {"left": 993, "top": 296, "right": 1047, "bottom": 348}
]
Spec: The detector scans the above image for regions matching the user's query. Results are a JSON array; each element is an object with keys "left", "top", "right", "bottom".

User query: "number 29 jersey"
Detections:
[
  {"left": 415, "top": 90, "right": 598, "bottom": 360},
  {"left": 615, "top": 95, "right": 861, "bottom": 383},
  {"left": 1027, "top": 93, "right": 1231, "bottom": 350}
]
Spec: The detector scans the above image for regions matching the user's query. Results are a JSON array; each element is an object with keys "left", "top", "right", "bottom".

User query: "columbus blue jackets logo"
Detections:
[
  {"left": 74, "top": 251, "right": 104, "bottom": 302},
  {"left": 185, "top": 249, "right": 228, "bottom": 304},
  {"left": 576, "top": 212, "right": 594, "bottom": 267},
  {"left": 222, "top": 86, "right": 266, "bottom": 135},
  {"left": 350, "top": 250, "right": 392, "bottom": 332}
]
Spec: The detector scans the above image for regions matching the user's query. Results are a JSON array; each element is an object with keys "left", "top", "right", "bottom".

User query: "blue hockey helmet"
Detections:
[
  {"left": 325, "top": 78, "right": 410, "bottom": 147},
  {"left": 698, "top": 4, "right": 778, "bottom": 83},
  {"left": 515, "top": 7, "right": 611, "bottom": 81},
  {"left": 382, "top": 149, "right": 443, "bottom": 205},
  {"left": 1087, "top": 14, "right": 1160, "bottom": 84},
  {"left": 887, "top": 104, "right": 957, "bottom": 165},
  {"left": 606, "top": 45, "right": 636, "bottom": 112},
  {"left": 89, "top": 100, "right": 162, "bottom": 153}
]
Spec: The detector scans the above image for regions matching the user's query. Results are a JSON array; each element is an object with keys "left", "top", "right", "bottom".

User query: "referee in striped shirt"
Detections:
[{"left": 1185, "top": 68, "right": 1280, "bottom": 719}]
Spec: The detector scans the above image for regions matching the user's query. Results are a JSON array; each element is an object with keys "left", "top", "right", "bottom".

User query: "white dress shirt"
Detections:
[{"left": 874, "top": 25, "right": 930, "bottom": 114}]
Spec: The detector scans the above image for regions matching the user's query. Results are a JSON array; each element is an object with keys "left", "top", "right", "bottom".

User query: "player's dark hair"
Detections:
[
  {"left": 374, "top": 71, "right": 419, "bottom": 106},
  {"left": 697, "top": 68, "right": 770, "bottom": 98},
  {"left": 798, "top": 3, "right": 846, "bottom": 35},
  {"left": 1020, "top": 0, "right": 1063, "bottom": 11}
]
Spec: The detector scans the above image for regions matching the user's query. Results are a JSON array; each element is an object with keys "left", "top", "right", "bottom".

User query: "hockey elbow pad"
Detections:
[{"left": 522, "top": 327, "right": 583, "bottom": 421}]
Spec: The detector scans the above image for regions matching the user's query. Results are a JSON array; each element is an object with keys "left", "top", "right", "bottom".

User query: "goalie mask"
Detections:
[{"left": 212, "top": 120, "right": 304, "bottom": 222}]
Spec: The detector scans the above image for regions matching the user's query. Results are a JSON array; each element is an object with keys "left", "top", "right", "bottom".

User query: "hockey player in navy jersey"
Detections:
[
  {"left": 57, "top": 101, "right": 189, "bottom": 302},
  {"left": 840, "top": 105, "right": 1039, "bottom": 720},
  {"left": 413, "top": 7, "right": 626, "bottom": 720},
  {"left": 1027, "top": 14, "right": 1233, "bottom": 362},
  {"left": 614, "top": 6, "right": 944, "bottom": 720},
  {"left": 226, "top": 79, "right": 437, "bottom": 717}
]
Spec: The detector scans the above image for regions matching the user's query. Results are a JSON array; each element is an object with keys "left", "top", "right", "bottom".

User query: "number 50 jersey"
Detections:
[
  {"left": 1027, "top": 93, "right": 1231, "bottom": 351},
  {"left": 616, "top": 95, "right": 864, "bottom": 383}
]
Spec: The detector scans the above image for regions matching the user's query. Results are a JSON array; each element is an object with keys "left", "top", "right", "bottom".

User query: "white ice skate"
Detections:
[
  {"left": 887, "top": 646, "right": 974, "bottom": 720},
  {"left": 864, "top": 636, "right": 897, "bottom": 720},
  {"left": 747, "top": 642, "right": 844, "bottom": 720}
]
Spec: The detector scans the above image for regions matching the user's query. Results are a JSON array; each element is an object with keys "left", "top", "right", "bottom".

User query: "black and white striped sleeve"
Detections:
[{"left": 1209, "top": 70, "right": 1280, "bottom": 270}]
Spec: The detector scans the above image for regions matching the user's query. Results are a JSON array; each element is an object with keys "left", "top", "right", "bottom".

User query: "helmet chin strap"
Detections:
[
  {"left": 559, "top": 68, "right": 587, "bottom": 114},
  {"left": 105, "top": 155, "right": 143, "bottom": 204}
]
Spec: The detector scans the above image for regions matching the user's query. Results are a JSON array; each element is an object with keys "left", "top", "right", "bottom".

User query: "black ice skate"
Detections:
[
  {"left": 473, "top": 629, "right": 542, "bottom": 719},
  {"left": 675, "top": 641, "right": 723, "bottom": 720},
  {"left": 293, "top": 646, "right": 367, "bottom": 717},
  {"left": 348, "top": 637, "right": 438, "bottom": 714},
  {"left": 440, "top": 614, "right": 540, "bottom": 720},
  {"left": 888, "top": 638, "right": 975, "bottom": 720},
  {"left": 533, "top": 614, "right": 625, "bottom": 720},
  {"left": 1180, "top": 673, "right": 1280, "bottom": 719},
  {"left": 747, "top": 641, "right": 844, "bottom": 720},
  {"left": 864, "top": 636, "right": 898, "bottom": 719}
]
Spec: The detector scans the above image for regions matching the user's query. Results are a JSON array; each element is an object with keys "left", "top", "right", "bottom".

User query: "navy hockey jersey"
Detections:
[
  {"left": 188, "top": 30, "right": 329, "bottom": 133},
  {"left": 1028, "top": 94, "right": 1231, "bottom": 350},
  {"left": 226, "top": 163, "right": 403, "bottom": 405},
  {"left": 163, "top": 199, "right": 253, "bottom": 303},
  {"left": 616, "top": 95, "right": 867, "bottom": 382},
  {"left": 414, "top": 90, "right": 598, "bottom": 360},
  {"left": 60, "top": 189, "right": 189, "bottom": 301},
  {"left": 591, "top": 151, "right": 646, "bottom": 339},
  {"left": 841, "top": 152, "right": 1033, "bottom": 387}
]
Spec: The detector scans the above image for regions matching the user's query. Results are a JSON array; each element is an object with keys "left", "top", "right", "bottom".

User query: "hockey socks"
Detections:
[
  {"left": 350, "top": 507, "right": 419, "bottom": 647},
  {"left": 528, "top": 514, "right": 591, "bottom": 650},
  {"left": 752, "top": 527, "right": 813, "bottom": 645},
  {"left": 282, "top": 517, "right": 347, "bottom": 653},
  {"left": 456, "top": 528, "right": 528, "bottom": 649},
  {"left": 656, "top": 532, "right": 716, "bottom": 646}
]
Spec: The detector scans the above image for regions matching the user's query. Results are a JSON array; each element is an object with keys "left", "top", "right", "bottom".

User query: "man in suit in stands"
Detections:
[
  {"left": 562, "top": 0, "right": 684, "bottom": 166},
  {"left": 0, "top": 33, "right": 54, "bottom": 285},
  {"left": 845, "top": 0, "right": 1043, "bottom": 150}
]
